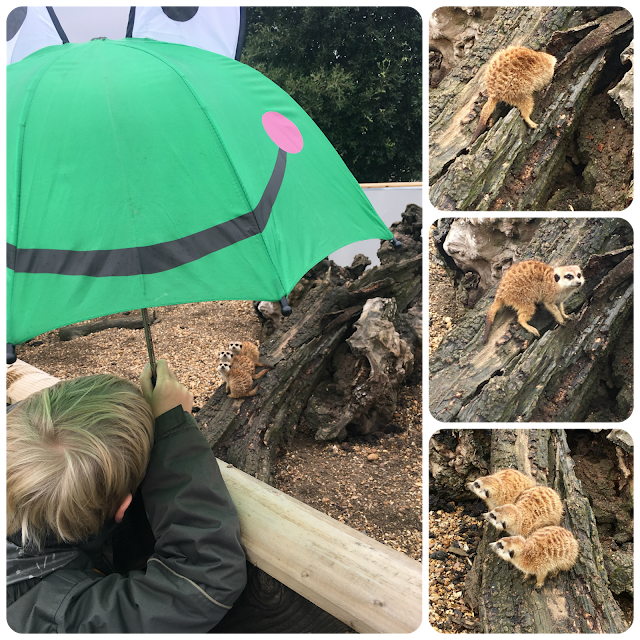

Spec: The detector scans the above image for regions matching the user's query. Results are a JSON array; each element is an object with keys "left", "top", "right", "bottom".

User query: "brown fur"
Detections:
[
  {"left": 217, "top": 362, "right": 258, "bottom": 398},
  {"left": 484, "top": 486, "right": 563, "bottom": 537},
  {"left": 482, "top": 260, "right": 583, "bottom": 344},
  {"left": 489, "top": 526, "right": 579, "bottom": 589},
  {"left": 470, "top": 46, "right": 557, "bottom": 144},
  {"left": 229, "top": 341, "right": 270, "bottom": 368},
  {"left": 467, "top": 468, "right": 534, "bottom": 511},
  {"left": 219, "top": 351, "right": 268, "bottom": 380}
]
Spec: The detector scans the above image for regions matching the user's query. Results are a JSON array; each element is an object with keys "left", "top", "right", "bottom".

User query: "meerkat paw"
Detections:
[{"left": 519, "top": 322, "right": 540, "bottom": 338}]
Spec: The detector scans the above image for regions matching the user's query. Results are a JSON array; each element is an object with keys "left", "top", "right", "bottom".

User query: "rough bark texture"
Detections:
[
  {"left": 474, "top": 430, "right": 628, "bottom": 633},
  {"left": 428, "top": 6, "right": 634, "bottom": 212},
  {"left": 429, "top": 217, "right": 633, "bottom": 422},
  {"left": 58, "top": 310, "right": 157, "bottom": 341},
  {"left": 195, "top": 205, "right": 422, "bottom": 485}
]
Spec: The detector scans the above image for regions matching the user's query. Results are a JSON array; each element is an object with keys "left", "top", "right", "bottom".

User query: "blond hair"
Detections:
[{"left": 7, "top": 375, "right": 154, "bottom": 550}]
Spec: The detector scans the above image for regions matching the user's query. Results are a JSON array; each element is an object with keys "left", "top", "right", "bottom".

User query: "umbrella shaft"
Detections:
[{"left": 141, "top": 308, "right": 156, "bottom": 386}]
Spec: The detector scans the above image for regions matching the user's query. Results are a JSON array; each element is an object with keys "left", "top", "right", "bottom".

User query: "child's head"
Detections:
[{"left": 7, "top": 375, "right": 155, "bottom": 550}]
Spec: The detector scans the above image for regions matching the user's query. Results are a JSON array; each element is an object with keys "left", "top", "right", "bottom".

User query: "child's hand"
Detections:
[{"left": 140, "top": 359, "right": 194, "bottom": 418}]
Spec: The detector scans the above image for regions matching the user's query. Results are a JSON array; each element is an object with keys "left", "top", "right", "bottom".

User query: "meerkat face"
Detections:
[
  {"left": 484, "top": 508, "right": 509, "bottom": 531},
  {"left": 468, "top": 478, "right": 492, "bottom": 502},
  {"left": 217, "top": 362, "right": 231, "bottom": 375},
  {"left": 489, "top": 536, "right": 524, "bottom": 561},
  {"left": 229, "top": 341, "right": 242, "bottom": 354},
  {"left": 219, "top": 350, "right": 234, "bottom": 363},
  {"left": 553, "top": 266, "right": 583, "bottom": 290}
]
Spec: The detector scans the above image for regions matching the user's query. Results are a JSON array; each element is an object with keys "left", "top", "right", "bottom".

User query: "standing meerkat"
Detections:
[
  {"left": 484, "top": 486, "right": 563, "bottom": 537},
  {"left": 229, "top": 341, "right": 271, "bottom": 368},
  {"left": 489, "top": 526, "right": 579, "bottom": 589},
  {"left": 470, "top": 46, "right": 557, "bottom": 144},
  {"left": 467, "top": 468, "right": 534, "bottom": 511},
  {"left": 217, "top": 362, "right": 258, "bottom": 398},
  {"left": 482, "top": 260, "right": 584, "bottom": 345},
  {"left": 219, "top": 351, "right": 268, "bottom": 380}
]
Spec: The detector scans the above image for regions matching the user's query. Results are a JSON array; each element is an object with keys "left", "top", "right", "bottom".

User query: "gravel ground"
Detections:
[
  {"left": 427, "top": 504, "right": 483, "bottom": 635},
  {"left": 14, "top": 300, "right": 423, "bottom": 562}
]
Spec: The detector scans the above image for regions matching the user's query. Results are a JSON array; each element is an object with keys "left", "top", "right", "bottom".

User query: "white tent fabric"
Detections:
[{"left": 7, "top": 7, "right": 245, "bottom": 65}]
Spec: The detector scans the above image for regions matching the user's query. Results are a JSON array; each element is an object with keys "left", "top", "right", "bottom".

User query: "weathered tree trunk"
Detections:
[
  {"left": 58, "top": 310, "right": 156, "bottom": 341},
  {"left": 196, "top": 205, "right": 422, "bottom": 485},
  {"left": 428, "top": 5, "right": 633, "bottom": 212},
  {"left": 429, "top": 217, "right": 633, "bottom": 422},
  {"left": 461, "top": 429, "right": 628, "bottom": 633}
]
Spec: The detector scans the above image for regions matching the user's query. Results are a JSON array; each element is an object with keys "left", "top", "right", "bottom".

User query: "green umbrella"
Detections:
[{"left": 7, "top": 38, "right": 394, "bottom": 353}]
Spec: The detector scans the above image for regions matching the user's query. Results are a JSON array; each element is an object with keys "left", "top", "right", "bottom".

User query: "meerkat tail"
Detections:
[
  {"left": 256, "top": 361, "right": 271, "bottom": 369},
  {"left": 470, "top": 96, "right": 499, "bottom": 144},
  {"left": 252, "top": 369, "right": 269, "bottom": 380},
  {"left": 248, "top": 386, "right": 258, "bottom": 396},
  {"left": 482, "top": 315, "right": 493, "bottom": 344},
  {"left": 482, "top": 299, "right": 502, "bottom": 344}
]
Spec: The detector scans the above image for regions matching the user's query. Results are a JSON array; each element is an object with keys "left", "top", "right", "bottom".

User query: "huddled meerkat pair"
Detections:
[
  {"left": 217, "top": 341, "right": 272, "bottom": 399},
  {"left": 469, "top": 468, "right": 565, "bottom": 539},
  {"left": 468, "top": 468, "right": 578, "bottom": 589}
]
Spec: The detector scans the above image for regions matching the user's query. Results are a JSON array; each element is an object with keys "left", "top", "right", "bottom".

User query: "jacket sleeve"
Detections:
[{"left": 46, "top": 407, "right": 247, "bottom": 633}]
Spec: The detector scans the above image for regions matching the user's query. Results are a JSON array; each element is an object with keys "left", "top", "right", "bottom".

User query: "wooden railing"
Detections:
[{"left": 7, "top": 359, "right": 422, "bottom": 633}]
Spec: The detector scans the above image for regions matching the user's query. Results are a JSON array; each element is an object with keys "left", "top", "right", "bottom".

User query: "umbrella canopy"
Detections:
[{"left": 7, "top": 38, "right": 393, "bottom": 345}]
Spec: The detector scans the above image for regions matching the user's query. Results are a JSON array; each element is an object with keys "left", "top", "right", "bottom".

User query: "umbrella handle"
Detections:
[
  {"left": 390, "top": 237, "right": 402, "bottom": 249},
  {"left": 141, "top": 309, "right": 157, "bottom": 386},
  {"left": 280, "top": 297, "right": 292, "bottom": 316},
  {"left": 7, "top": 343, "right": 17, "bottom": 365}
]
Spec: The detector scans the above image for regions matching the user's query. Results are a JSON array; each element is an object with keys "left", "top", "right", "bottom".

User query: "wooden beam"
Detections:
[{"left": 6, "top": 359, "right": 422, "bottom": 633}]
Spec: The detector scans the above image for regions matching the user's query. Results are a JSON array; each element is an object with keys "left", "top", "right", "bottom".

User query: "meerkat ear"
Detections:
[
  {"left": 555, "top": 274, "right": 560, "bottom": 282},
  {"left": 509, "top": 550, "right": 515, "bottom": 558}
]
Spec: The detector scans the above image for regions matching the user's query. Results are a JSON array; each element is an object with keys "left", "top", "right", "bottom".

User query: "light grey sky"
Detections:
[{"left": 52, "top": 6, "right": 131, "bottom": 42}]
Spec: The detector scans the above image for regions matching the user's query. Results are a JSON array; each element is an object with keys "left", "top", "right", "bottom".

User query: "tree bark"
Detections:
[
  {"left": 428, "top": 6, "right": 632, "bottom": 210},
  {"left": 58, "top": 310, "right": 156, "bottom": 341},
  {"left": 195, "top": 206, "right": 422, "bottom": 485},
  {"left": 429, "top": 217, "right": 633, "bottom": 422},
  {"left": 463, "top": 429, "right": 628, "bottom": 633}
]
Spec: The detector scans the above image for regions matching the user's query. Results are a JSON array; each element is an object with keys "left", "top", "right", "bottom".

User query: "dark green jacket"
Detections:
[{"left": 7, "top": 407, "right": 247, "bottom": 632}]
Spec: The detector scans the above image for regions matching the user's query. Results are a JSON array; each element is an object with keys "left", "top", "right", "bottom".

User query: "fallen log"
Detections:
[{"left": 58, "top": 310, "right": 156, "bottom": 341}]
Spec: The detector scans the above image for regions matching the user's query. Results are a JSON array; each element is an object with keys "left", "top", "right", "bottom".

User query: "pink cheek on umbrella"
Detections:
[{"left": 262, "top": 111, "right": 303, "bottom": 154}]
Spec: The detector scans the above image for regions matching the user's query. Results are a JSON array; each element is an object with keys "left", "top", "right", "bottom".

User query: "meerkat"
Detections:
[
  {"left": 470, "top": 46, "right": 557, "bottom": 144},
  {"left": 467, "top": 468, "right": 534, "bottom": 511},
  {"left": 482, "top": 260, "right": 584, "bottom": 345},
  {"left": 219, "top": 351, "right": 269, "bottom": 380},
  {"left": 229, "top": 341, "right": 271, "bottom": 369},
  {"left": 484, "top": 486, "right": 563, "bottom": 537},
  {"left": 217, "top": 362, "right": 258, "bottom": 398},
  {"left": 489, "top": 526, "right": 579, "bottom": 589}
]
